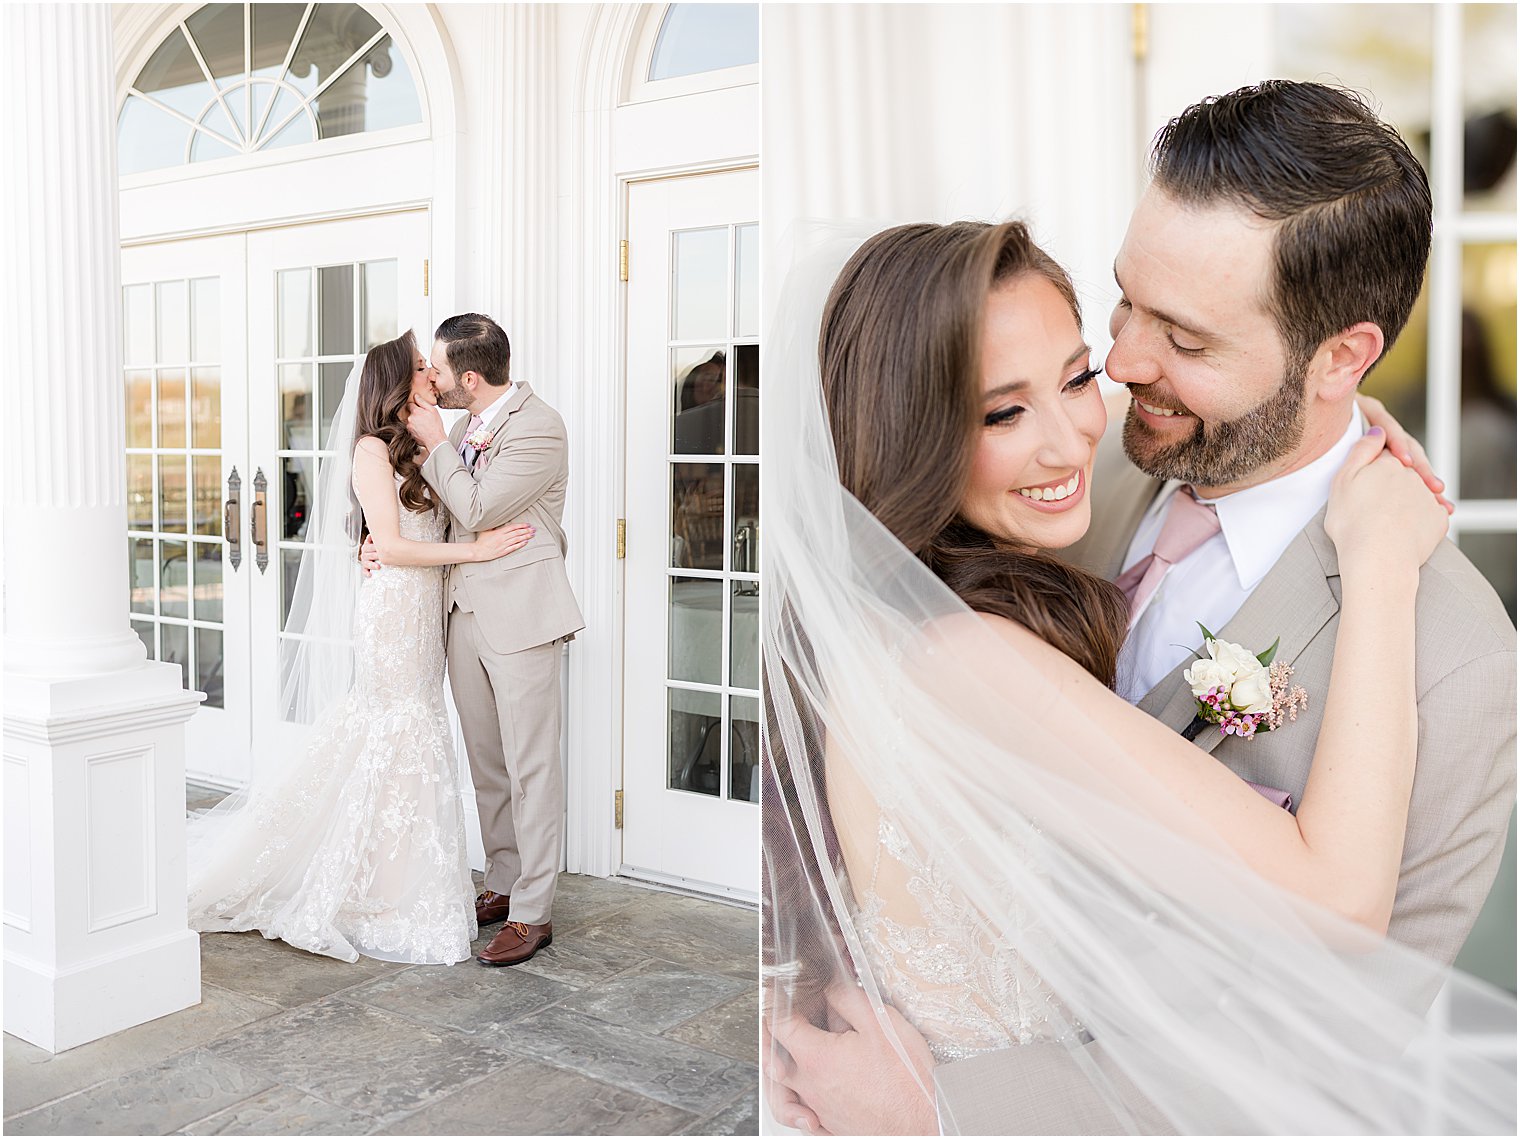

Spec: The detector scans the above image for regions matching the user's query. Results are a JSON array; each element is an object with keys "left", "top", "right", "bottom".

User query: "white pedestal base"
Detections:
[{"left": 3, "top": 662, "right": 204, "bottom": 1054}]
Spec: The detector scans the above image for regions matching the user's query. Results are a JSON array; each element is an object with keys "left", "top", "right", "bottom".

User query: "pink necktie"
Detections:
[
  {"left": 1115, "top": 486, "right": 1221, "bottom": 624},
  {"left": 460, "top": 414, "right": 484, "bottom": 466}
]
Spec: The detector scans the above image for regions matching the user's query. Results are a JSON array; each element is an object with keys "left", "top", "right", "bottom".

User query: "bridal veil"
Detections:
[{"left": 760, "top": 224, "right": 1516, "bottom": 1134}]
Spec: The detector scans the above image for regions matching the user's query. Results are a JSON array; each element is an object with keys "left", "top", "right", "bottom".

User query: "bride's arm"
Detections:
[
  {"left": 352, "top": 437, "right": 531, "bottom": 567},
  {"left": 983, "top": 431, "right": 1447, "bottom": 934}
]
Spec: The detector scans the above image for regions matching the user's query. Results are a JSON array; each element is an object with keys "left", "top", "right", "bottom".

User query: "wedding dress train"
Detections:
[{"left": 187, "top": 485, "right": 476, "bottom": 965}]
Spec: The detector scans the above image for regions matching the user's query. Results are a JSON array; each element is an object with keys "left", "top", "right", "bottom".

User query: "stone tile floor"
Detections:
[{"left": 4, "top": 786, "right": 759, "bottom": 1136}]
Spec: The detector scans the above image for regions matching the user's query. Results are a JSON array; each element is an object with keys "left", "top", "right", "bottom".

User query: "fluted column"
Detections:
[{"left": 2, "top": 3, "right": 201, "bottom": 1053}]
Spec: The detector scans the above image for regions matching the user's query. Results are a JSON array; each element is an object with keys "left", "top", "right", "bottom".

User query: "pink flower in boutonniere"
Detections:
[
  {"left": 1180, "top": 623, "right": 1309, "bottom": 742},
  {"left": 464, "top": 425, "right": 497, "bottom": 452}
]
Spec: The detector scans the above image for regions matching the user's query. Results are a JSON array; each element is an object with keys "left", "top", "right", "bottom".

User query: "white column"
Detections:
[{"left": 2, "top": 3, "right": 202, "bottom": 1053}]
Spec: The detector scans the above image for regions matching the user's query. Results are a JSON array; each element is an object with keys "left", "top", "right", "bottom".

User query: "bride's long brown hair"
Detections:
[
  {"left": 820, "top": 220, "right": 1128, "bottom": 684},
  {"left": 354, "top": 330, "right": 437, "bottom": 519}
]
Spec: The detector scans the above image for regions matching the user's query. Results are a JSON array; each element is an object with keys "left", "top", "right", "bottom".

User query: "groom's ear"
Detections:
[{"left": 1309, "top": 321, "right": 1385, "bottom": 401}]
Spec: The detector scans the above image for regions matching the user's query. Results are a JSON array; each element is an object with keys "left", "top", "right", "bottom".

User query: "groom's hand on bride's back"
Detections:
[
  {"left": 768, "top": 984, "right": 938, "bottom": 1136},
  {"left": 358, "top": 535, "right": 382, "bottom": 578}
]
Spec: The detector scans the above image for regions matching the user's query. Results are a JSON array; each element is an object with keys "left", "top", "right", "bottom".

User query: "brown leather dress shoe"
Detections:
[
  {"left": 474, "top": 890, "right": 511, "bottom": 925},
  {"left": 477, "top": 920, "right": 552, "bottom": 966}
]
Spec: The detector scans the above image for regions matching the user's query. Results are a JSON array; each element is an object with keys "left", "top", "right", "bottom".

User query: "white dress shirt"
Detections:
[{"left": 1114, "top": 408, "right": 1366, "bottom": 703}]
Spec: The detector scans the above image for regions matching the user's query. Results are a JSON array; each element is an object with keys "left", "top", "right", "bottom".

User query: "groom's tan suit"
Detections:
[
  {"left": 934, "top": 430, "right": 1517, "bottom": 1134},
  {"left": 423, "top": 382, "right": 584, "bottom": 926}
]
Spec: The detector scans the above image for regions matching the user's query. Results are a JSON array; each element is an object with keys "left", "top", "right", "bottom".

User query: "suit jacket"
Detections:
[
  {"left": 421, "top": 382, "right": 585, "bottom": 656},
  {"left": 935, "top": 429, "right": 1516, "bottom": 1134}
]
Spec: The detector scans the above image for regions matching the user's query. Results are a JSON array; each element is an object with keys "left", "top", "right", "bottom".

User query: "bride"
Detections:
[
  {"left": 187, "top": 330, "right": 531, "bottom": 965},
  {"left": 762, "top": 222, "right": 1516, "bottom": 1133}
]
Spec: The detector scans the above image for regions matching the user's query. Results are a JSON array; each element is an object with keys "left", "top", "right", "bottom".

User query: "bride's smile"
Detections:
[{"left": 959, "top": 273, "right": 1106, "bottom": 549}]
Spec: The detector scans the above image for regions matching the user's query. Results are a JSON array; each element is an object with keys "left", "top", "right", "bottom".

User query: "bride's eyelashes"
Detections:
[{"left": 982, "top": 366, "right": 1103, "bottom": 428}]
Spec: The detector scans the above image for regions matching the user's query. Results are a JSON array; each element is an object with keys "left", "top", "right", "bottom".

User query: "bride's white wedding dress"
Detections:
[{"left": 187, "top": 481, "right": 476, "bottom": 965}]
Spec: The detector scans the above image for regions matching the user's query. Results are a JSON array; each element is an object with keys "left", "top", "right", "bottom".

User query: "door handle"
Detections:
[
  {"left": 224, "top": 468, "right": 243, "bottom": 571},
  {"left": 251, "top": 467, "right": 269, "bottom": 574}
]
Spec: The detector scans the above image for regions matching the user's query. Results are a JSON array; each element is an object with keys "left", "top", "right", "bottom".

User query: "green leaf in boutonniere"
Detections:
[{"left": 1255, "top": 637, "right": 1280, "bottom": 668}]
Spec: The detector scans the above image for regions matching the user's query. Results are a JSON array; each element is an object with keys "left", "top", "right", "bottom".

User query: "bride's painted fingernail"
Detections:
[{"left": 1366, "top": 426, "right": 1384, "bottom": 437}]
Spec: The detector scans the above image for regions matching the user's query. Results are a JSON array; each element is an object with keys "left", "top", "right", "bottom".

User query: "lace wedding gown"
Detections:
[{"left": 186, "top": 486, "right": 476, "bottom": 964}]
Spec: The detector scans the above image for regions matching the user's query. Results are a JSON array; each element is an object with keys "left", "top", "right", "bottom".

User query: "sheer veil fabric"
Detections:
[{"left": 759, "top": 225, "right": 1516, "bottom": 1134}]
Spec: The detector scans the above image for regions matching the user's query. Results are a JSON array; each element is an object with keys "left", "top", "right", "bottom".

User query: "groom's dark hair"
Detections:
[
  {"left": 1150, "top": 80, "right": 1432, "bottom": 379},
  {"left": 435, "top": 313, "right": 511, "bottom": 386}
]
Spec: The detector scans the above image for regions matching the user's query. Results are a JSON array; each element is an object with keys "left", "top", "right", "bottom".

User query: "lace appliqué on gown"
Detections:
[
  {"left": 186, "top": 491, "right": 476, "bottom": 965},
  {"left": 848, "top": 651, "right": 1084, "bottom": 1063}
]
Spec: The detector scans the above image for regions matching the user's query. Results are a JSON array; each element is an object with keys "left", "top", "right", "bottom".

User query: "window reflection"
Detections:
[{"left": 649, "top": 4, "right": 759, "bottom": 81}]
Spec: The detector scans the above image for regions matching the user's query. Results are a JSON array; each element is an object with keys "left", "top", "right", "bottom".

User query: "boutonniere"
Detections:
[
  {"left": 464, "top": 424, "right": 497, "bottom": 451},
  {"left": 1180, "top": 623, "right": 1309, "bottom": 742}
]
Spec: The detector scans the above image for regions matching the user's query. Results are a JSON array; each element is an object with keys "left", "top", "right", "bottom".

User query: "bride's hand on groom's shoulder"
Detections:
[
  {"left": 1355, "top": 393, "right": 1452, "bottom": 513},
  {"left": 1328, "top": 427, "right": 1450, "bottom": 577}
]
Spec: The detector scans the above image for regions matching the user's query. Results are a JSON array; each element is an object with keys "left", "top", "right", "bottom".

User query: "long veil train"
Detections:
[{"left": 759, "top": 224, "right": 1516, "bottom": 1134}]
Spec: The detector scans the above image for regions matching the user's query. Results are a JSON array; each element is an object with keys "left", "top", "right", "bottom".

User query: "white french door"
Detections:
[
  {"left": 120, "top": 210, "right": 429, "bottom": 786},
  {"left": 622, "top": 167, "right": 760, "bottom": 899}
]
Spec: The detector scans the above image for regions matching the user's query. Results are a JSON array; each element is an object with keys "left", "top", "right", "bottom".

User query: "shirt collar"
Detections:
[
  {"left": 474, "top": 382, "right": 518, "bottom": 430},
  {"left": 1189, "top": 407, "right": 1367, "bottom": 591}
]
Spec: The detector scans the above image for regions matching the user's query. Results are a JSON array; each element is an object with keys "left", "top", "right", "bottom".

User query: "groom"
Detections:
[
  {"left": 399, "top": 313, "right": 584, "bottom": 967},
  {"left": 770, "top": 81, "right": 1516, "bottom": 1135}
]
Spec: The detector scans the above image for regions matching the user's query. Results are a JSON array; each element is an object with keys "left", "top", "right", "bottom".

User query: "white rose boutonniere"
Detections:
[{"left": 1182, "top": 623, "right": 1309, "bottom": 741}]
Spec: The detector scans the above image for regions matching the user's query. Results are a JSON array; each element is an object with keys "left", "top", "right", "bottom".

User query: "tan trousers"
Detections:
[{"left": 445, "top": 609, "right": 564, "bottom": 925}]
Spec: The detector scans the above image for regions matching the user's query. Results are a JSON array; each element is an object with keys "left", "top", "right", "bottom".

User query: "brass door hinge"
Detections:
[
  {"left": 616, "top": 518, "right": 626, "bottom": 559},
  {"left": 423, "top": 258, "right": 430, "bottom": 297},
  {"left": 619, "top": 239, "right": 629, "bottom": 282},
  {"left": 614, "top": 789, "right": 624, "bottom": 829},
  {"left": 1131, "top": 4, "right": 1148, "bottom": 61}
]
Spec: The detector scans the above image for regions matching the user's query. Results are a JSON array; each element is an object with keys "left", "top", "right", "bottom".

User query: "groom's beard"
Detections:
[
  {"left": 435, "top": 384, "right": 473, "bottom": 410},
  {"left": 1121, "top": 361, "right": 1308, "bottom": 488}
]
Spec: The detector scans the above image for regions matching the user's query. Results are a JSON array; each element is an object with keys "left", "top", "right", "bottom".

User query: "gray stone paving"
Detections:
[{"left": 4, "top": 785, "right": 758, "bottom": 1136}]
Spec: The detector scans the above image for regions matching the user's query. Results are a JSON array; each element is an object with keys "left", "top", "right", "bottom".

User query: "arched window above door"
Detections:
[
  {"left": 118, "top": 3, "right": 423, "bottom": 176},
  {"left": 648, "top": 4, "right": 759, "bottom": 82}
]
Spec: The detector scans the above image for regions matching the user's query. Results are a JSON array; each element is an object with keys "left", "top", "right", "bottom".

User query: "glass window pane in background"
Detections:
[
  {"left": 668, "top": 687, "right": 722, "bottom": 796},
  {"left": 192, "top": 366, "right": 221, "bottom": 449},
  {"left": 157, "top": 368, "right": 187, "bottom": 449},
  {"left": 190, "top": 122, "right": 239, "bottom": 164},
  {"left": 288, "top": 5, "right": 382, "bottom": 99},
  {"left": 1462, "top": 4, "right": 1517, "bottom": 213},
  {"left": 129, "top": 538, "right": 155, "bottom": 614},
  {"left": 649, "top": 4, "right": 760, "bottom": 81},
  {"left": 281, "top": 456, "right": 315, "bottom": 541},
  {"left": 671, "top": 462, "right": 725, "bottom": 570},
  {"left": 278, "top": 269, "right": 312, "bottom": 358},
  {"left": 117, "top": 95, "right": 190, "bottom": 177},
  {"left": 735, "top": 222, "right": 758, "bottom": 337},
  {"left": 195, "top": 627, "right": 225, "bottom": 709},
  {"left": 184, "top": 3, "right": 244, "bottom": 88},
  {"left": 673, "top": 227, "right": 729, "bottom": 340},
  {"left": 194, "top": 542, "right": 223, "bottom": 623},
  {"left": 1459, "top": 243, "right": 1517, "bottom": 499},
  {"left": 729, "top": 579, "right": 759, "bottom": 691},
  {"left": 161, "top": 622, "right": 189, "bottom": 689},
  {"left": 160, "top": 539, "right": 188, "bottom": 619},
  {"left": 192, "top": 456, "right": 221, "bottom": 537},
  {"left": 729, "top": 693, "right": 759, "bottom": 803},
  {"left": 671, "top": 347, "right": 727, "bottom": 455},
  {"left": 265, "top": 104, "right": 316, "bottom": 151},
  {"left": 128, "top": 454, "right": 154, "bottom": 530},
  {"left": 280, "top": 363, "right": 313, "bottom": 449},
  {"left": 669, "top": 576, "right": 723, "bottom": 685},
  {"left": 316, "top": 36, "right": 423, "bottom": 138},
  {"left": 733, "top": 462, "right": 758, "bottom": 571},
  {"left": 252, "top": 3, "right": 305, "bottom": 80},
  {"left": 318, "top": 265, "right": 356, "bottom": 356},
  {"left": 280, "top": 548, "right": 303, "bottom": 631},
  {"left": 733, "top": 343, "right": 759, "bottom": 456},
  {"left": 158, "top": 454, "right": 187, "bottom": 534},
  {"left": 134, "top": 25, "right": 215, "bottom": 118},
  {"left": 319, "top": 362, "right": 351, "bottom": 449},
  {"left": 156, "top": 280, "right": 189, "bottom": 365},
  {"left": 126, "top": 371, "right": 153, "bottom": 448},
  {"left": 124, "top": 284, "right": 155, "bottom": 365},
  {"left": 361, "top": 259, "right": 399, "bottom": 350},
  {"left": 191, "top": 277, "right": 219, "bottom": 361}
]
